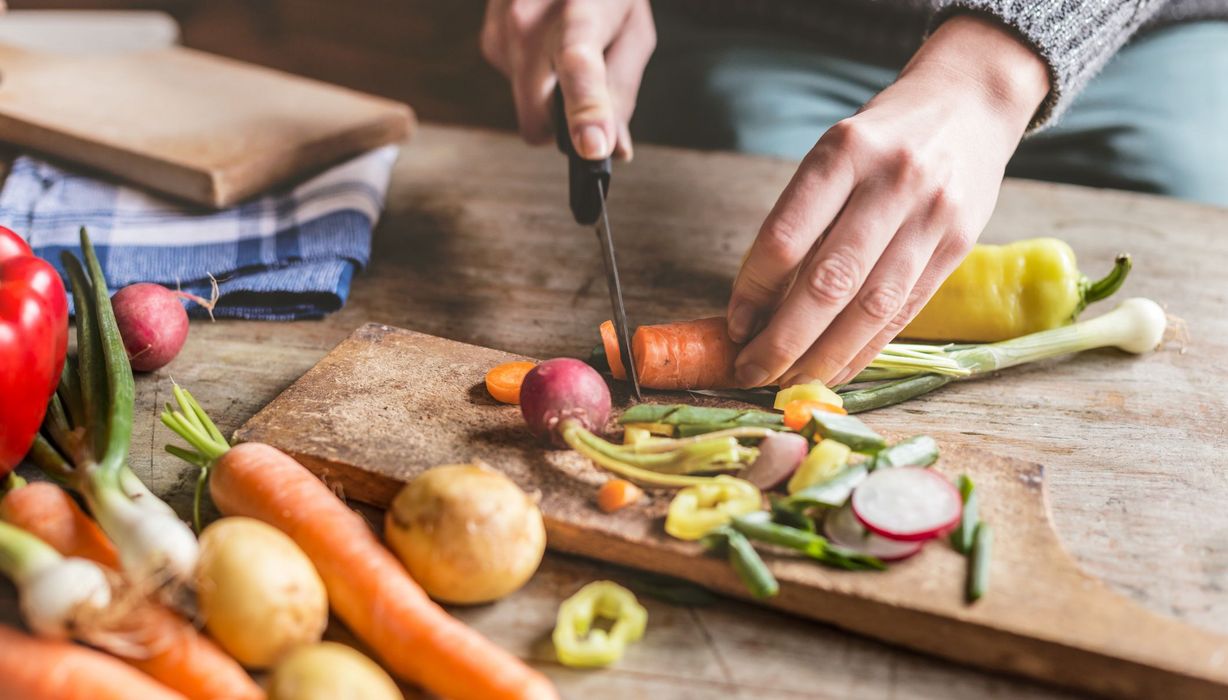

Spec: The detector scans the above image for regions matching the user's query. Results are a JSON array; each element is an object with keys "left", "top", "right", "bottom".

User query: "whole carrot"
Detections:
[
  {"left": 0, "top": 623, "right": 187, "bottom": 700},
  {"left": 0, "top": 481, "right": 120, "bottom": 569},
  {"left": 0, "top": 481, "right": 262, "bottom": 700},
  {"left": 602, "top": 317, "right": 741, "bottom": 390},
  {"left": 162, "top": 378, "right": 556, "bottom": 700},
  {"left": 209, "top": 442, "right": 558, "bottom": 700}
]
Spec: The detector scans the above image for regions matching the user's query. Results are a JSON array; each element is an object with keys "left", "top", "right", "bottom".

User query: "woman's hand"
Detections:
[
  {"left": 727, "top": 15, "right": 1051, "bottom": 388},
  {"left": 481, "top": 0, "right": 656, "bottom": 160}
]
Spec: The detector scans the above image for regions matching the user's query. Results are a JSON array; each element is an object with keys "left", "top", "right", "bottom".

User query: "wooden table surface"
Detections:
[{"left": 5, "top": 124, "right": 1227, "bottom": 700}]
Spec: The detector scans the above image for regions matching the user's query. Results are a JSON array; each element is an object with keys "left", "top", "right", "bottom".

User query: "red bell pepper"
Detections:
[{"left": 0, "top": 225, "right": 68, "bottom": 475}]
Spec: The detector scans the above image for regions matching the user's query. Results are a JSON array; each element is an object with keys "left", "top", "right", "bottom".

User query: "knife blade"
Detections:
[{"left": 553, "top": 89, "right": 642, "bottom": 400}]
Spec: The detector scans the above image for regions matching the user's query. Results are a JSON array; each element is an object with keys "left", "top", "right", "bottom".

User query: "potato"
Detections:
[
  {"left": 385, "top": 462, "right": 546, "bottom": 604},
  {"left": 268, "top": 642, "right": 402, "bottom": 700},
  {"left": 196, "top": 517, "right": 328, "bottom": 668}
]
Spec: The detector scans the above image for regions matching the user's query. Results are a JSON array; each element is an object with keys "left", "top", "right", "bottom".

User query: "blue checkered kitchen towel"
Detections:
[{"left": 0, "top": 146, "right": 399, "bottom": 321}]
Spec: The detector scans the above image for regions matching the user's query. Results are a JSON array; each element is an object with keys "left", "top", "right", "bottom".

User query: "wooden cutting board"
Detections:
[
  {"left": 235, "top": 324, "right": 1228, "bottom": 699},
  {"left": 0, "top": 43, "right": 413, "bottom": 207}
]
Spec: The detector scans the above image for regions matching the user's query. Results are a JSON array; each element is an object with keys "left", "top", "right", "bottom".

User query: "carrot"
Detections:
[
  {"left": 782, "top": 399, "right": 847, "bottom": 431},
  {"left": 210, "top": 442, "right": 558, "bottom": 700},
  {"left": 0, "top": 623, "right": 188, "bottom": 700},
  {"left": 596, "top": 479, "right": 643, "bottom": 513},
  {"left": 486, "top": 361, "right": 537, "bottom": 404},
  {"left": 0, "top": 482, "right": 262, "bottom": 700},
  {"left": 0, "top": 482, "right": 120, "bottom": 569},
  {"left": 602, "top": 316, "right": 742, "bottom": 390}
]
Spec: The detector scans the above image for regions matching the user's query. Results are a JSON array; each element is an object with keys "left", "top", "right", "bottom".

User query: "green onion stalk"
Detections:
[
  {"left": 842, "top": 297, "right": 1170, "bottom": 413},
  {"left": 559, "top": 421, "right": 768, "bottom": 488},
  {"left": 27, "top": 228, "right": 198, "bottom": 590}
]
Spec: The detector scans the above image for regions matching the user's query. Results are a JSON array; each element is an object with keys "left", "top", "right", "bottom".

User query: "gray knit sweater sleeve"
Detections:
[{"left": 930, "top": 1, "right": 1170, "bottom": 128}]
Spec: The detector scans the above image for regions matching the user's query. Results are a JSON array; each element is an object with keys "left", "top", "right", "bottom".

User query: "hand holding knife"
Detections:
[{"left": 553, "top": 88, "right": 642, "bottom": 401}]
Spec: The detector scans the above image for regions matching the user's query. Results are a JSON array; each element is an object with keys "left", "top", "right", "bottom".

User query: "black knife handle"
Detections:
[{"left": 553, "top": 87, "right": 610, "bottom": 225}]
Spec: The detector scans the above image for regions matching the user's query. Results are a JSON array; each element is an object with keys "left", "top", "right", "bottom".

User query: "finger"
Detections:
[
  {"left": 726, "top": 137, "right": 856, "bottom": 344},
  {"left": 614, "top": 121, "right": 634, "bottom": 161},
  {"left": 830, "top": 225, "right": 975, "bottom": 385},
  {"left": 510, "top": 50, "right": 556, "bottom": 144},
  {"left": 480, "top": 0, "right": 513, "bottom": 74},
  {"left": 553, "top": 2, "right": 628, "bottom": 159},
  {"left": 605, "top": 0, "right": 656, "bottom": 131},
  {"left": 733, "top": 177, "right": 912, "bottom": 388},
  {"left": 781, "top": 225, "right": 937, "bottom": 387}
]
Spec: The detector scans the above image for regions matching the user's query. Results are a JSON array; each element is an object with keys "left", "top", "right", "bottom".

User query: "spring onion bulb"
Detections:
[
  {"left": 0, "top": 521, "right": 113, "bottom": 639},
  {"left": 844, "top": 298, "right": 1172, "bottom": 412}
]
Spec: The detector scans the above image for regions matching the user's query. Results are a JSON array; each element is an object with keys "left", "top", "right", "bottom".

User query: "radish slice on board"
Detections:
[
  {"left": 743, "top": 432, "right": 809, "bottom": 490},
  {"left": 825, "top": 503, "right": 923, "bottom": 561},
  {"left": 851, "top": 467, "right": 961, "bottom": 542}
]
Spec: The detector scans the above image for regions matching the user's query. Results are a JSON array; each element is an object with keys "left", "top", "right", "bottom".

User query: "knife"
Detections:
[{"left": 553, "top": 89, "right": 642, "bottom": 401}]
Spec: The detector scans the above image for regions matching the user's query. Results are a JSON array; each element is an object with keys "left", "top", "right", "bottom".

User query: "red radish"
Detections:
[
  {"left": 851, "top": 467, "right": 961, "bottom": 542},
  {"left": 825, "top": 502, "right": 923, "bottom": 561},
  {"left": 519, "top": 358, "right": 611, "bottom": 447},
  {"left": 742, "top": 432, "right": 808, "bottom": 489},
  {"left": 111, "top": 281, "right": 215, "bottom": 372}
]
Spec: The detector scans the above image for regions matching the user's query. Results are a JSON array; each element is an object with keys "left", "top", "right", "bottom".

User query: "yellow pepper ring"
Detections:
[
  {"left": 552, "top": 581, "right": 648, "bottom": 668},
  {"left": 664, "top": 476, "right": 762, "bottom": 541},
  {"left": 903, "top": 238, "right": 1132, "bottom": 342}
]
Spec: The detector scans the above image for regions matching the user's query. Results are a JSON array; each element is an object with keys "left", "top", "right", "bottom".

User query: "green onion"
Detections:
[{"left": 842, "top": 298, "right": 1170, "bottom": 413}]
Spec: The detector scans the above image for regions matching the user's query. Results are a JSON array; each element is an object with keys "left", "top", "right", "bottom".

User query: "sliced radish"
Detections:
[
  {"left": 824, "top": 503, "right": 923, "bottom": 561},
  {"left": 743, "top": 432, "right": 809, "bottom": 490},
  {"left": 851, "top": 467, "right": 961, "bottom": 542}
]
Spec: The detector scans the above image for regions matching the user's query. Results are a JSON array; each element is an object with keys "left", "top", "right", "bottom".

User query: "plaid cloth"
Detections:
[{"left": 0, "top": 146, "right": 399, "bottom": 320}]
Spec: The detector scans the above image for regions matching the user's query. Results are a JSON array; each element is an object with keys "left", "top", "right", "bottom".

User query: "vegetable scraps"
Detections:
[
  {"left": 385, "top": 462, "right": 546, "bottom": 605},
  {"left": 903, "top": 238, "right": 1131, "bottom": 342},
  {"left": 26, "top": 228, "right": 199, "bottom": 591},
  {"left": 552, "top": 581, "right": 647, "bottom": 668},
  {"left": 0, "top": 224, "right": 68, "bottom": 475},
  {"left": 486, "top": 360, "right": 537, "bottom": 404},
  {"left": 162, "top": 386, "right": 559, "bottom": 700}
]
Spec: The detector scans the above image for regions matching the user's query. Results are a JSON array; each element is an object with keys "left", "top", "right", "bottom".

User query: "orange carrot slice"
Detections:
[
  {"left": 485, "top": 361, "right": 537, "bottom": 404},
  {"left": 596, "top": 479, "right": 643, "bottom": 513}
]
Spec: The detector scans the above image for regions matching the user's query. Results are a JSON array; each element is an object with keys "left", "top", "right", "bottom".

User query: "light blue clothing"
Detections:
[{"left": 634, "top": 16, "right": 1228, "bottom": 207}]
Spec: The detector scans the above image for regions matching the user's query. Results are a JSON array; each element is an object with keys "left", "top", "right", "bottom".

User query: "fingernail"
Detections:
[
  {"left": 735, "top": 362, "right": 770, "bottom": 388},
  {"left": 728, "top": 303, "right": 755, "bottom": 342},
  {"left": 787, "top": 374, "right": 816, "bottom": 388},
  {"left": 577, "top": 125, "right": 609, "bottom": 159}
]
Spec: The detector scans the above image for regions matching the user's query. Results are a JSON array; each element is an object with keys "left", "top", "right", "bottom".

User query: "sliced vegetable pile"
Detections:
[{"left": 514, "top": 361, "right": 990, "bottom": 603}]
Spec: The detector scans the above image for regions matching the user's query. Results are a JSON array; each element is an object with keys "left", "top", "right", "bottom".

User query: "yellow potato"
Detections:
[
  {"left": 385, "top": 462, "right": 546, "bottom": 604},
  {"left": 196, "top": 517, "right": 328, "bottom": 668},
  {"left": 268, "top": 642, "right": 402, "bottom": 700}
]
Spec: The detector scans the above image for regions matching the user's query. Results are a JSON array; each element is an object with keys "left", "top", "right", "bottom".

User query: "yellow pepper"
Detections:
[
  {"left": 786, "top": 439, "right": 852, "bottom": 494},
  {"left": 903, "top": 238, "right": 1131, "bottom": 342},
  {"left": 552, "top": 581, "right": 647, "bottom": 668},
  {"left": 664, "top": 476, "right": 761, "bottom": 541}
]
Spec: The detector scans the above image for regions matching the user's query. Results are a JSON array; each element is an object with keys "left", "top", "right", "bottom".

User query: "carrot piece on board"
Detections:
[
  {"left": 0, "top": 481, "right": 120, "bottom": 569},
  {"left": 602, "top": 317, "right": 743, "bottom": 390},
  {"left": 486, "top": 361, "right": 537, "bottom": 404},
  {"left": 0, "top": 482, "right": 262, "bottom": 700},
  {"left": 596, "top": 479, "right": 643, "bottom": 513},
  {"left": 210, "top": 442, "right": 558, "bottom": 700},
  {"left": 599, "top": 320, "right": 627, "bottom": 380},
  {"left": 782, "top": 399, "right": 847, "bottom": 431},
  {"left": 0, "top": 623, "right": 188, "bottom": 700}
]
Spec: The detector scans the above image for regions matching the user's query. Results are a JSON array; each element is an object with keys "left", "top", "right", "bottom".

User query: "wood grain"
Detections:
[
  {"left": 0, "top": 42, "right": 414, "bottom": 206},
  {"left": 235, "top": 323, "right": 1228, "bottom": 699},
  {"left": 4, "top": 124, "right": 1227, "bottom": 700}
]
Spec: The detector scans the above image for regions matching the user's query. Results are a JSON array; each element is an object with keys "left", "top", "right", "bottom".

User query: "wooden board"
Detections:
[
  {"left": 0, "top": 42, "right": 413, "bottom": 206},
  {"left": 236, "top": 323, "right": 1228, "bottom": 700}
]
